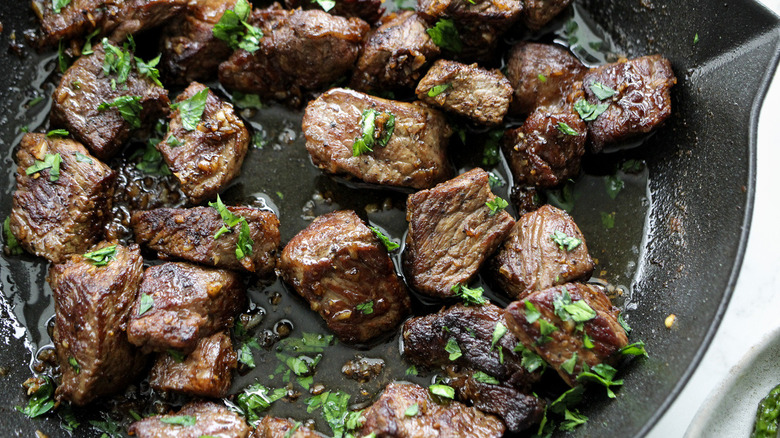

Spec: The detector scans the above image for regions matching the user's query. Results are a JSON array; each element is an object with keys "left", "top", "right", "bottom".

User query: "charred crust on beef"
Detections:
[{"left": 129, "top": 401, "right": 251, "bottom": 438}]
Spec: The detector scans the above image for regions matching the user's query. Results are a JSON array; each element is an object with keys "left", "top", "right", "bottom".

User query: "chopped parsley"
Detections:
[
  {"left": 426, "top": 19, "right": 462, "bottom": 53},
  {"left": 560, "top": 409, "right": 588, "bottom": 431},
  {"left": 239, "top": 383, "right": 286, "bottom": 423},
  {"left": 514, "top": 344, "right": 546, "bottom": 373},
  {"left": 550, "top": 230, "right": 582, "bottom": 251},
  {"left": 46, "top": 129, "right": 69, "bottom": 137},
  {"left": 166, "top": 134, "right": 182, "bottom": 148},
  {"left": 450, "top": 283, "right": 487, "bottom": 306},
  {"left": 167, "top": 349, "right": 186, "bottom": 362},
  {"left": 618, "top": 313, "right": 632, "bottom": 334},
  {"left": 620, "top": 341, "right": 649, "bottom": 357},
  {"left": 601, "top": 211, "right": 616, "bottom": 229},
  {"left": 404, "top": 404, "right": 419, "bottom": 417},
  {"left": 491, "top": 322, "right": 507, "bottom": 349},
  {"left": 693, "top": 32, "right": 700, "bottom": 45},
  {"left": 481, "top": 130, "right": 503, "bottom": 166},
  {"left": 561, "top": 352, "right": 578, "bottom": 374},
  {"left": 25, "top": 153, "right": 62, "bottom": 182},
  {"left": 583, "top": 333, "right": 595, "bottom": 349},
  {"left": 472, "top": 371, "right": 499, "bottom": 385},
  {"left": 98, "top": 95, "right": 143, "bottom": 129},
  {"left": 538, "top": 319, "right": 558, "bottom": 336},
  {"left": 557, "top": 121, "right": 579, "bottom": 136},
  {"left": 305, "top": 390, "right": 354, "bottom": 438},
  {"left": 524, "top": 301, "right": 541, "bottom": 324},
  {"left": 89, "top": 413, "right": 123, "bottom": 437},
  {"left": 138, "top": 293, "right": 154, "bottom": 316},
  {"left": 487, "top": 172, "right": 504, "bottom": 188},
  {"left": 135, "top": 54, "right": 162, "bottom": 87},
  {"left": 59, "top": 404, "right": 80, "bottom": 432},
  {"left": 132, "top": 140, "right": 171, "bottom": 176},
  {"left": 17, "top": 377, "right": 56, "bottom": 418},
  {"left": 537, "top": 73, "right": 548, "bottom": 83},
  {"left": 4, "top": 217, "right": 23, "bottom": 256},
  {"left": 429, "top": 384, "right": 455, "bottom": 399},
  {"left": 160, "top": 415, "right": 196, "bottom": 427},
  {"left": 444, "top": 337, "right": 462, "bottom": 361},
  {"left": 277, "top": 332, "right": 334, "bottom": 354},
  {"left": 574, "top": 99, "right": 610, "bottom": 121},
  {"left": 101, "top": 38, "right": 134, "bottom": 85},
  {"left": 313, "top": 0, "right": 336, "bottom": 12},
  {"left": 81, "top": 28, "right": 100, "bottom": 55},
  {"left": 370, "top": 226, "right": 399, "bottom": 251},
  {"left": 427, "top": 83, "right": 452, "bottom": 97},
  {"left": 577, "top": 363, "right": 623, "bottom": 398},
  {"left": 58, "top": 40, "right": 72, "bottom": 73},
  {"left": 212, "top": 0, "right": 264, "bottom": 53},
  {"left": 405, "top": 365, "right": 418, "bottom": 376},
  {"left": 236, "top": 219, "right": 253, "bottom": 260},
  {"left": 485, "top": 197, "right": 508, "bottom": 215},
  {"left": 356, "top": 300, "right": 374, "bottom": 315},
  {"left": 232, "top": 91, "right": 263, "bottom": 110},
  {"left": 546, "top": 181, "right": 576, "bottom": 212},
  {"left": 28, "top": 96, "right": 44, "bottom": 107},
  {"left": 352, "top": 109, "right": 395, "bottom": 156},
  {"left": 68, "top": 357, "right": 80, "bottom": 374},
  {"left": 52, "top": 0, "right": 71, "bottom": 14},
  {"left": 172, "top": 88, "right": 209, "bottom": 131},
  {"left": 605, "top": 174, "right": 624, "bottom": 199},
  {"left": 209, "top": 195, "right": 254, "bottom": 261},
  {"left": 83, "top": 244, "right": 117, "bottom": 266},
  {"left": 590, "top": 81, "right": 616, "bottom": 100}
]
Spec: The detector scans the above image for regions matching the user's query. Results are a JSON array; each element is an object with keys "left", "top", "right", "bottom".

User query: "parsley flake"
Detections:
[
  {"left": 557, "top": 121, "right": 579, "bottom": 136},
  {"left": 429, "top": 384, "right": 455, "bottom": 399},
  {"left": 160, "top": 415, "right": 196, "bottom": 427},
  {"left": 135, "top": 54, "right": 163, "bottom": 87},
  {"left": 101, "top": 38, "right": 134, "bottom": 85},
  {"left": 213, "top": 0, "right": 264, "bottom": 53},
  {"left": 550, "top": 230, "right": 582, "bottom": 251},
  {"left": 58, "top": 40, "right": 72, "bottom": 73},
  {"left": 16, "top": 376, "right": 55, "bottom": 418},
  {"left": 574, "top": 99, "right": 610, "bottom": 121},
  {"left": 98, "top": 95, "right": 143, "bottom": 129},
  {"left": 426, "top": 19, "right": 462, "bottom": 53},
  {"left": 561, "top": 352, "right": 578, "bottom": 374},
  {"left": 81, "top": 28, "right": 100, "bottom": 55},
  {"left": 4, "top": 217, "right": 23, "bottom": 256},
  {"left": 620, "top": 341, "right": 648, "bottom": 357},
  {"left": 313, "top": 0, "right": 336, "bottom": 11},
  {"left": 577, "top": 363, "right": 623, "bottom": 398},
  {"left": 693, "top": 33, "right": 699, "bottom": 44},
  {"left": 356, "top": 300, "right": 374, "bottom": 315},
  {"left": 450, "top": 283, "right": 487, "bottom": 306},
  {"left": 485, "top": 197, "right": 508, "bottom": 215},
  {"left": 352, "top": 109, "right": 395, "bottom": 156},
  {"left": 52, "top": 0, "right": 72, "bottom": 13},
  {"left": 138, "top": 293, "right": 154, "bottom": 316},
  {"left": 132, "top": 140, "right": 171, "bottom": 176},
  {"left": 524, "top": 301, "right": 541, "bottom": 324},
  {"left": 370, "top": 226, "right": 399, "bottom": 251},
  {"left": 83, "top": 244, "right": 117, "bottom": 266},
  {"left": 605, "top": 174, "right": 624, "bottom": 199},
  {"left": 445, "top": 337, "right": 462, "bottom": 361},
  {"left": 305, "top": 390, "right": 354, "bottom": 437},
  {"left": 168, "top": 349, "right": 187, "bottom": 362},
  {"left": 239, "top": 383, "right": 286, "bottom": 422},
  {"left": 427, "top": 83, "right": 452, "bottom": 97},
  {"left": 232, "top": 91, "right": 263, "bottom": 110},
  {"left": 173, "top": 88, "right": 209, "bottom": 131},
  {"left": 590, "top": 82, "right": 616, "bottom": 100},
  {"left": 25, "top": 153, "right": 62, "bottom": 182},
  {"left": 46, "top": 129, "right": 70, "bottom": 137},
  {"left": 68, "top": 357, "right": 80, "bottom": 374},
  {"left": 491, "top": 323, "right": 507, "bottom": 350},
  {"left": 601, "top": 211, "right": 616, "bottom": 229},
  {"left": 405, "top": 365, "right": 418, "bottom": 376},
  {"left": 537, "top": 73, "right": 547, "bottom": 83},
  {"left": 166, "top": 134, "right": 182, "bottom": 148},
  {"left": 404, "top": 404, "right": 419, "bottom": 417},
  {"left": 560, "top": 409, "right": 588, "bottom": 431},
  {"left": 472, "top": 371, "right": 499, "bottom": 385}
]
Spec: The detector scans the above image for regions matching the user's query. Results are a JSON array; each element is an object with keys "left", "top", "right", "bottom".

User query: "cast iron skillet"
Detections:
[{"left": 0, "top": 1, "right": 778, "bottom": 436}]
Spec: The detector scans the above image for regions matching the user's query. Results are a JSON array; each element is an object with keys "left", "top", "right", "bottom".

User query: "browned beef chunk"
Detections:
[
  {"left": 31, "top": 0, "right": 121, "bottom": 47},
  {"left": 521, "top": 0, "right": 571, "bottom": 31},
  {"left": 160, "top": 0, "right": 238, "bottom": 84},
  {"left": 403, "top": 168, "right": 514, "bottom": 297},
  {"left": 157, "top": 82, "right": 249, "bottom": 204},
  {"left": 131, "top": 206, "right": 280, "bottom": 275},
  {"left": 359, "top": 382, "right": 505, "bottom": 438},
  {"left": 502, "top": 108, "right": 586, "bottom": 189},
  {"left": 303, "top": 88, "right": 453, "bottom": 190},
  {"left": 284, "top": 0, "right": 384, "bottom": 24},
  {"left": 416, "top": 0, "right": 522, "bottom": 62},
  {"left": 415, "top": 59, "right": 512, "bottom": 126},
  {"left": 280, "top": 210, "right": 411, "bottom": 343},
  {"left": 51, "top": 43, "right": 170, "bottom": 160},
  {"left": 219, "top": 7, "right": 369, "bottom": 106},
  {"left": 446, "top": 368, "right": 545, "bottom": 432},
  {"left": 350, "top": 11, "right": 440, "bottom": 92},
  {"left": 48, "top": 242, "right": 146, "bottom": 405},
  {"left": 583, "top": 55, "right": 676, "bottom": 151},
  {"left": 253, "top": 417, "right": 325, "bottom": 438},
  {"left": 492, "top": 205, "right": 593, "bottom": 299},
  {"left": 149, "top": 331, "right": 237, "bottom": 398},
  {"left": 505, "top": 42, "right": 586, "bottom": 116},
  {"left": 129, "top": 402, "right": 251, "bottom": 438},
  {"left": 505, "top": 283, "right": 629, "bottom": 386},
  {"left": 9, "top": 134, "right": 115, "bottom": 263},
  {"left": 402, "top": 303, "right": 538, "bottom": 388},
  {"left": 127, "top": 262, "right": 246, "bottom": 353},
  {"left": 106, "top": 0, "right": 188, "bottom": 42}
]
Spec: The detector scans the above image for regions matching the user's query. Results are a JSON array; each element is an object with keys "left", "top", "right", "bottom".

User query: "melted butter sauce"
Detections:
[{"left": 0, "top": 4, "right": 652, "bottom": 436}]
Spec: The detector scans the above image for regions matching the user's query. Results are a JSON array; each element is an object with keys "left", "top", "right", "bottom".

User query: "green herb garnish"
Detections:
[
  {"left": 166, "top": 135, "right": 182, "bottom": 148},
  {"left": 160, "top": 415, "right": 196, "bottom": 427},
  {"left": 427, "top": 83, "right": 452, "bottom": 97},
  {"left": 167, "top": 349, "right": 186, "bottom": 363},
  {"left": 138, "top": 293, "right": 153, "bottom": 316},
  {"left": 605, "top": 174, "right": 624, "bottom": 199},
  {"left": 352, "top": 109, "right": 395, "bottom": 156},
  {"left": 550, "top": 230, "right": 582, "bottom": 251},
  {"left": 356, "top": 300, "right": 374, "bottom": 315},
  {"left": 58, "top": 40, "right": 72, "bottom": 73},
  {"left": 450, "top": 283, "right": 487, "bottom": 306},
  {"left": 101, "top": 38, "right": 134, "bottom": 85},
  {"left": 172, "top": 88, "right": 209, "bottom": 131},
  {"left": 370, "top": 226, "right": 399, "bottom": 251},
  {"left": 601, "top": 211, "right": 615, "bottom": 229},
  {"left": 209, "top": 195, "right": 254, "bottom": 260},
  {"left": 25, "top": 153, "right": 62, "bottom": 182},
  {"left": 491, "top": 322, "right": 507, "bottom": 350},
  {"left": 481, "top": 130, "right": 503, "bottom": 166},
  {"left": 239, "top": 383, "right": 286, "bottom": 422},
  {"left": 132, "top": 140, "right": 171, "bottom": 176},
  {"left": 404, "top": 404, "right": 419, "bottom": 417},
  {"left": 620, "top": 341, "right": 648, "bottom": 357},
  {"left": 83, "top": 244, "right": 117, "bottom": 266},
  {"left": 693, "top": 33, "right": 699, "bottom": 45},
  {"left": 472, "top": 371, "right": 499, "bottom": 385},
  {"left": 16, "top": 376, "right": 55, "bottom": 418},
  {"left": 3, "top": 217, "right": 23, "bottom": 256},
  {"left": 590, "top": 82, "right": 616, "bottom": 100},
  {"left": 98, "top": 95, "right": 143, "bottom": 129},
  {"left": 561, "top": 352, "right": 578, "bottom": 374},
  {"left": 313, "top": 0, "right": 336, "bottom": 11},
  {"left": 429, "top": 384, "right": 455, "bottom": 399},
  {"left": 537, "top": 73, "right": 547, "bottom": 83},
  {"left": 232, "top": 91, "right": 263, "bottom": 110},
  {"left": 445, "top": 337, "right": 462, "bottom": 361},
  {"left": 525, "top": 301, "right": 541, "bottom": 324},
  {"left": 405, "top": 365, "right": 418, "bottom": 376},
  {"left": 68, "top": 357, "right": 80, "bottom": 374},
  {"left": 577, "top": 363, "right": 623, "bottom": 398},
  {"left": 135, "top": 54, "right": 162, "bottom": 87},
  {"left": 515, "top": 344, "right": 546, "bottom": 373},
  {"left": 81, "top": 28, "right": 100, "bottom": 55},
  {"left": 560, "top": 409, "right": 588, "bottom": 431},
  {"left": 52, "top": 0, "right": 71, "bottom": 13},
  {"left": 574, "top": 99, "right": 610, "bottom": 121},
  {"left": 305, "top": 390, "right": 354, "bottom": 437},
  {"left": 485, "top": 197, "right": 508, "bottom": 216},
  {"left": 212, "top": 0, "right": 264, "bottom": 53},
  {"left": 426, "top": 19, "right": 462, "bottom": 53},
  {"left": 46, "top": 129, "right": 69, "bottom": 137},
  {"left": 557, "top": 121, "right": 579, "bottom": 136},
  {"left": 618, "top": 313, "right": 632, "bottom": 334}
]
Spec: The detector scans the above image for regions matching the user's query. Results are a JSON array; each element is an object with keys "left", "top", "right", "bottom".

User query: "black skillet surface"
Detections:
[{"left": 0, "top": 1, "right": 778, "bottom": 437}]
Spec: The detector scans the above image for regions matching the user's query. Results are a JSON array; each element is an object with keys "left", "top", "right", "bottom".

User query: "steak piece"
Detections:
[
  {"left": 48, "top": 242, "right": 146, "bottom": 405},
  {"left": 131, "top": 206, "right": 280, "bottom": 275},
  {"left": 284, "top": 0, "right": 384, "bottom": 24},
  {"left": 253, "top": 417, "right": 325, "bottom": 438},
  {"left": 219, "top": 7, "right": 369, "bottom": 106},
  {"left": 127, "top": 262, "right": 246, "bottom": 353},
  {"left": 106, "top": 0, "right": 188, "bottom": 43},
  {"left": 403, "top": 168, "right": 514, "bottom": 297},
  {"left": 504, "top": 283, "right": 629, "bottom": 386},
  {"left": 280, "top": 210, "right": 411, "bottom": 343},
  {"left": 505, "top": 42, "right": 586, "bottom": 116},
  {"left": 415, "top": 59, "right": 512, "bottom": 126},
  {"left": 160, "top": 0, "right": 238, "bottom": 84},
  {"left": 129, "top": 402, "right": 251, "bottom": 438},
  {"left": 158, "top": 82, "right": 249, "bottom": 204},
  {"left": 446, "top": 368, "right": 545, "bottom": 432},
  {"left": 502, "top": 108, "right": 586, "bottom": 189},
  {"left": 359, "top": 382, "right": 505, "bottom": 438},
  {"left": 521, "top": 0, "right": 571, "bottom": 31},
  {"left": 350, "top": 11, "right": 440, "bottom": 92},
  {"left": 583, "top": 55, "right": 677, "bottom": 151},
  {"left": 149, "top": 331, "right": 237, "bottom": 398},
  {"left": 402, "top": 303, "right": 538, "bottom": 388},
  {"left": 9, "top": 134, "right": 116, "bottom": 263},
  {"left": 51, "top": 43, "right": 170, "bottom": 160},
  {"left": 492, "top": 205, "right": 593, "bottom": 299},
  {"left": 303, "top": 88, "right": 452, "bottom": 190}
]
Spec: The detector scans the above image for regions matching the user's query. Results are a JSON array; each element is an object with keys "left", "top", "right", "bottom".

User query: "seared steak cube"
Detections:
[
  {"left": 149, "top": 331, "right": 237, "bottom": 398},
  {"left": 446, "top": 368, "right": 545, "bottom": 432},
  {"left": 350, "top": 11, "right": 440, "bottom": 92},
  {"left": 403, "top": 168, "right": 514, "bottom": 297},
  {"left": 492, "top": 205, "right": 593, "bottom": 299},
  {"left": 160, "top": 0, "right": 238, "bottom": 84},
  {"left": 255, "top": 417, "right": 325, "bottom": 438},
  {"left": 279, "top": 210, "right": 411, "bottom": 343},
  {"left": 219, "top": 7, "right": 369, "bottom": 106},
  {"left": 131, "top": 206, "right": 280, "bottom": 275},
  {"left": 502, "top": 108, "right": 586, "bottom": 189},
  {"left": 402, "top": 303, "right": 538, "bottom": 388},
  {"left": 106, "top": 0, "right": 187, "bottom": 43},
  {"left": 522, "top": 0, "right": 571, "bottom": 31},
  {"left": 158, "top": 82, "right": 249, "bottom": 204},
  {"left": 416, "top": 60, "right": 512, "bottom": 126},
  {"left": 284, "top": 0, "right": 384, "bottom": 24},
  {"left": 359, "top": 382, "right": 505, "bottom": 438},
  {"left": 31, "top": 0, "right": 120, "bottom": 47},
  {"left": 504, "top": 283, "right": 629, "bottom": 386},
  {"left": 51, "top": 43, "right": 170, "bottom": 160},
  {"left": 583, "top": 55, "right": 676, "bottom": 151},
  {"left": 303, "top": 88, "right": 452, "bottom": 190},
  {"left": 505, "top": 42, "right": 586, "bottom": 116},
  {"left": 129, "top": 402, "right": 251, "bottom": 438},
  {"left": 48, "top": 242, "right": 146, "bottom": 405},
  {"left": 9, "top": 134, "right": 115, "bottom": 263},
  {"left": 127, "top": 262, "right": 246, "bottom": 353}
]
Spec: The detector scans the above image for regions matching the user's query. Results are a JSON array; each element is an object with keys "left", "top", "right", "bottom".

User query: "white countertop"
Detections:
[{"left": 647, "top": 0, "right": 780, "bottom": 435}]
